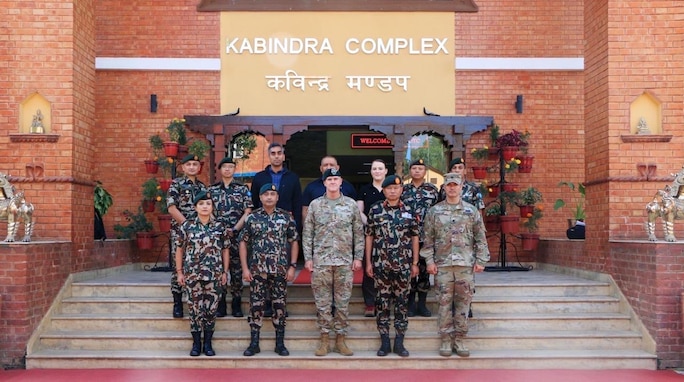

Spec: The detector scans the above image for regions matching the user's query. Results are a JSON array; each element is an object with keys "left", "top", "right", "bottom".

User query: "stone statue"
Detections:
[
  {"left": 636, "top": 117, "right": 650, "bottom": 135},
  {"left": 646, "top": 166, "right": 684, "bottom": 241},
  {"left": 30, "top": 110, "right": 45, "bottom": 134},
  {"left": 0, "top": 173, "right": 35, "bottom": 242}
]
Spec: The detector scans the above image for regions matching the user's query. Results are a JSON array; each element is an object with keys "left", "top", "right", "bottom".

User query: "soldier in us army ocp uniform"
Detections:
[
  {"left": 167, "top": 154, "right": 207, "bottom": 318},
  {"left": 365, "top": 175, "right": 420, "bottom": 357},
  {"left": 239, "top": 183, "right": 299, "bottom": 357},
  {"left": 175, "top": 190, "right": 229, "bottom": 357},
  {"left": 209, "top": 157, "right": 253, "bottom": 318},
  {"left": 401, "top": 158, "right": 439, "bottom": 317},
  {"left": 303, "top": 168, "right": 364, "bottom": 357}
]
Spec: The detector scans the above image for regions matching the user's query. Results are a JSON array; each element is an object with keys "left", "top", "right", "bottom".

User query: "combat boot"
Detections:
[
  {"left": 172, "top": 292, "right": 184, "bottom": 318},
  {"left": 243, "top": 329, "right": 260, "bottom": 356},
  {"left": 416, "top": 292, "right": 432, "bottom": 317},
  {"left": 203, "top": 330, "right": 215, "bottom": 356},
  {"left": 314, "top": 333, "right": 329, "bottom": 356},
  {"left": 231, "top": 295, "right": 243, "bottom": 317},
  {"left": 452, "top": 338, "right": 470, "bottom": 357},
  {"left": 333, "top": 334, "right": 354, "bottom": 356},
  {"left": 376, "top": 334, "right": 391, "bottom": 357},
  {"left": 407, "top": 291, "right": 416, "bottom": 317},
  {"left": 190, "top": 331, "right": 202, "bottom": 357},
  {"left": 393, "top": 334, "right": 409, "bottom": 357},
  {"left": 439, "top": 336, "right": 452, "bottom": 357},
  {"left": 264, "top": 299, "right": 273, "bottom": 318},
  {"left": 274, "top": 328, "right": 289, "bottom": 356},
  {"left": 216, "top": 293, "right": 227, "bottom": 318}
]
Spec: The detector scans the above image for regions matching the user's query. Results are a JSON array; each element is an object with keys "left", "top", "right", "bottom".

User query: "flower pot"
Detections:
[
  {"left": 144, "top": 160, "right": 159, "bottom": 174},
  {"left": 488, "top": 187, "right": 499, "bottom": 198},
  {"left": 472, "top": 166, "right": 487, "bottom": 180},
  {"left": 484, "top": 216, "right": 499, "bottom": 232},
  {"left": 176, "top": 144, "right": 189, "bottom": 160},
  {"left": 502, "top": 183, "right": 518, "bottom": 193},
  {"left": 163, "top": 142, "right": 179, "bottom": 158},
  {"left": 499, "top": 216, "right": 519, "bottom": 234},
  {"left": 501, "top": 146, "right": 518, "bottom": 161},
  {"left": 520, "top": 233, "right": 540, "bottom": 251},
  {"left": 487, "top": 147, "right": 500, "bottom": 160},
  {"left": 518, "top": 155, "right": 534, "bottom": 173},
  {"left": 157, "top": 214, "right": 172, "bottom": 233},
  {"left": 142, "top": 199, "right": 156, "bottom": 213},
  {"left": 135, "top": 232, "right": 155, "bottom": 250},
  {"left": 159, "top": 179, "right": 172, "bottom": 192},
  {"left": 519, "top": 205, "right": 534, "bottom": 218}
]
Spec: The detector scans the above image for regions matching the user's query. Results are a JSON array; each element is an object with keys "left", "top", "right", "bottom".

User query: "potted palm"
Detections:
[
  {"left": 516, "top": 187, "right": 543, "bottom": 218},
  {"left": 520, "top": 206, "right": 543, "bottom": 251},
  {"left": 114, "top": 207, "right": 155, "bottom": 249},
  {"left": 553, "top": 181, "right": 586, "bottom": 228}
]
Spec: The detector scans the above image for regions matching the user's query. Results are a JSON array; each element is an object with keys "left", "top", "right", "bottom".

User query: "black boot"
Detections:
[
  {"left": 190, "top": 331, "right": 201, "bottom": 357},
  {"left": 216, "top": 293, "right": 227, "bottom": 318},
  {"left": 264, "top": 300, "right": 273, "bottom": 318},
  {"left": 274, "top": 328, "right": 289, "bottom": 356},
  {"left": 393, "top": 334, "right": 409, "bottom": 357},
  {"left": 407, "top": 291, "right": 416, "bottom": 317},
  {"left": 243, "top": 329, "right": 260, "bottom": 356},
  {"left": 377, "top": 334, "right": 391, "bottom": 357},
  {"left": 203, "top": 330, "right": 215, "bottom": 356},
  {"left": 172, "top": 292, "right": 184, "bottom": 318},
  {"left": 231, "top": 295, "right": 243, "bottom": 318},
  {"left": 416, "top": 292, "right": 432, "bottom": 317}
]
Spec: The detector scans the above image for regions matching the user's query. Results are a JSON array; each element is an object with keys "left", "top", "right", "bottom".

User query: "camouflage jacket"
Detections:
[
  {"left": 420, "top": 200, "right": 490, "bottom": 268},
  {"left": 401, "top": 181, "right": 439, "bottom": 241},
  {"left": 302, "top": 194, "right": 364, "bottom": 266},
  {"left": 239, "top": 207, "right": 299, "bottom": 275},
  {"left": 208, "top": 180, "right": 253, "bottom": 228},
  {"left": 439, "top": 180, "right": 484, "bottom": 210},
  {"left": 365, "top": 200, "right": 420, "bottom": 272},
  {"left": 167, "top": 176, "right": 207, "bottom": 229},
  {"left": 176, "top": 217, "right": 228, "bottom": 282}
]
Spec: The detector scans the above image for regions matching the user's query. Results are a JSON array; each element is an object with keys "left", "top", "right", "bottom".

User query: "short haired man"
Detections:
[
  {"left": 439, "top": 157, "right": 484, "bottom": 210},
  {"left": 302, "top": 155, "right": 357, "bottom": 221}
]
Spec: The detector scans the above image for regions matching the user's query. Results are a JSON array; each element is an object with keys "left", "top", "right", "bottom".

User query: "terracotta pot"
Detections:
[
  {"left": 518, "top": 155, "right": 534, "bottom": 173},
  {"left": 177, "top": 144, "right": 189, "bottom": 160},
  {"left": 519, "top": 205, "right": 534, "bottom": 218},
  {"left": 489, "top": 187, "right": 499, "bottom": 198},
  {"left": 142, "top": 199, "right": 156, "bottom": 213},
  {"left": 502, "top": 183, "right": 518, "bottom": 193},
  {"left": 163, "top": 142, "right": 179, "bottom": 158},
  {"left": 157, "top": 214, "right": 172, "bottom": 233},
  {"left": 135, "top": 232, "right": 155, "bottom": 250},
  {"left": 472, "top": 166, "right": 487, "bottom": 180},
  {"left": 501, "top": 146, "right": 518, "bottom": 161},
  {"left": 521, "top": 232, "right": 540, "bottom": 251},
  {"left": 144, "top": 160, "right": 159, "bottom": 174},
  {"left": 484, "top": 216, "right": 499, "bottom": 232},
  {"left": 487, "top": 147, "right": 500, "bottom": 160},
  {"left": 499, "top": 216, "right": 519, "bottom": 234},
  {"left": 159, "top": 179, "right": 172, "bottom": 192}
]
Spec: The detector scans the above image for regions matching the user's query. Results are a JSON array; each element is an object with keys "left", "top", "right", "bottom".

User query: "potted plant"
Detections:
[
  {"left": 470, "top": 146, "right": 490, "bottom": 179},
  {"left": 484, "top": 202, "right": 502, "bottom": 231},
  {"left": 145, "top": 134, "right": 163, "bottom": 174},
  {"left": 142, "top": 178, "right": 160, "bottom": 212},
  {"left": 516, "top": 186, "right": 543, "bottom": 218},
  {"left": 156, "top": 190, "right": 171, "bottom": 233},
  {"left": 496, "top": 129, "right": 529, "bottom": 160},
  {"left": 94, "top": 181, "right": 113, "bottom": 240},
  {"left": 520, "top": 206, "right": 543, "bottom": 251},
  {"left": 157, "top": 157, "right": 175, "bottom": 190},
  {"left": 554, "top": 181, "right": 586, "bottom": 228},
  {"left": 504, "top": 158, "right": 522, "bottom": 174},
  {"left": 517, "top": 130, "right": 534, "bottom": 172},
  {"left": 188, "top": 139, "right": 210, "bottom": 161},
  {"left": 113, "top": 207, "right": 155, "bottom": 249},
  {"left": 488, "top": 124, "right": 500, "bottom": 159},
  {"left": 163, "top": 118, "right": 188, "bottom": 157}
]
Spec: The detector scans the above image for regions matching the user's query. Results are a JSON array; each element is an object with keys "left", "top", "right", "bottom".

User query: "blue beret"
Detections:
[
  {"left": 259, "top": 183, "right": 278, "bottom": 195},
  {"left": 193, "top": 190, "right": 211, "bottom": 205},
  {"left": 381, "top": 175, "right": 403, "bottom": 188},
  {"left": 322, "top": 168, "right": 341, "bottom": 180},
  {"left": 450, "top": 158, "right": 465, "bottom": 169},
  {"left": 181, "top": 154, "right": 200, "bottom": 164},
  {"left": 410, "top": 158, "right": 426, "bottom": 167},
  {"left": 218, "top": 157, "right": 235, "bottom": 168}
]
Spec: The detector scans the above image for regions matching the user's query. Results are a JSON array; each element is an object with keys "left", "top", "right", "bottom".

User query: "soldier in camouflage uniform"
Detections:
[
  {"left": 401, "top": 158, "right": 439, "bottom": 317},
  {"left": 438, "top": 158, "right": 484, "bottom": 209},
  {"left": 175, "top": 190, "right": 229, "bottom": 357},
  {"left": 365, "top": 175, "right": 420, "bottom": 357},
  {"left": 239, "top": 183, "right": 299, "bottom": 357},
  {"left": 420, "top": 173, "right": 490, "bottom": 358},
  {"left": 303, "top": 168, "right": 364, "bottom": 357},
  {"left": 209, "top": 157, "right": 253, "bottom": 318},
  {"left": 167, "top": 154, "right": 207, "bottom": 318}
]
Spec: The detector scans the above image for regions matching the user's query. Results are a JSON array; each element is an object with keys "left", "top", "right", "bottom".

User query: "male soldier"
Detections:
[
  {"left": 209, "top": 157, "right": 253, "bottom": 318},
  {"left": 239, "top": 183, "right": 299, "bottom": 357},
  {"left": 250, "top": 142, "right": 302, "bottom": 317},
  {"left": 303, "top": 168, "right": 364, "bottom": 357},
  {"left": 302, "top": 155, "right": 357, "bottom": 221},
  {"left": 167, "top": 154, "right": 207, "bottom": 318},
  {"left": 421, "top": 173, "right": 490, "bottom": 358},
  {"left": 401, "top": 158, "right": 439, "bottom": 317},
  {"left": 365, "top": 175, "right": 419, "bottom": 357}
]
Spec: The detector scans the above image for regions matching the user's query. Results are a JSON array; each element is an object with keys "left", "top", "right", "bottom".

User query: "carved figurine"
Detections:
[
  {"left": 636, "top": 117, "right": 650, "bottom": 135},
  {"left": 0, "top": 173, "right": 35, "bottom": 242},
  {"left": 30, "top": 109, "right": 45, "bottom": 134},
  {"left": 646, "top": 167, "right": 684, "bottom": 241}
]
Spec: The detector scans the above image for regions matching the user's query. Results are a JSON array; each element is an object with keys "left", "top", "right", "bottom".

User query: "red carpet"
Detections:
[{"left": 293, "top": 269, "right": 363, "bottom": 284}]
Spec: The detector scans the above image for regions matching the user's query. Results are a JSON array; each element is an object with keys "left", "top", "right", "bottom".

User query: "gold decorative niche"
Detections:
[
  {"left": 621, "top": 90, "right": 671, "bottom": 143},
  {"left": 11, "top": 92, "right": 59, "bottom": 143}
]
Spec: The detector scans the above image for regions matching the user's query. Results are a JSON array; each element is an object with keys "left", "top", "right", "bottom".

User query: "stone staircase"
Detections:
[{"left": 26, "top": 265, "right": 657, "bottom": 369}]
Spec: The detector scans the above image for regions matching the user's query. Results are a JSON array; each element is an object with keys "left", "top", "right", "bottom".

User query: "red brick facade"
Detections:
[{"left": 1, "top": 0, "right": 683, "bottom": 369}]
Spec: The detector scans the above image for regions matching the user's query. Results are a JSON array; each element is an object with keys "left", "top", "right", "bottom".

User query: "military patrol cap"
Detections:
[
  {"left": 381, "top": 175, "right": 403, "bottom": 188},
  {"left": 409, "top": 158, "right": 427, "bottom": 168},
  {"left": 443, "top": 172, "right": 463, "bottom": 186},
  {"left": 218, "top": 157, "right": 235, "bottom": 168},
  {"left": 322, "top": 168, "right": 341, "bottom": 180},
  {"left": 259, "top": 183, "right": 278, "bottom": 195},
  {"left": 193, "top": 190, "right": 211, "bottom": 205},
  {"left": 181, "top": 154, "right": 200, "bottom": 164},
  {"left": 449, "top": 157, "right": 465, "bottom": 169}
]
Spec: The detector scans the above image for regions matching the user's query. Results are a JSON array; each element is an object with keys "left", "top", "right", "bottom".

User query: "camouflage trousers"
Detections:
[
  {"left": 184, "top": 278, "right": 221, "bottom": 333},
  {"left": 374, "top": 268, "right": 411, "bottom": 336},
  {"left": 409, "top": 256, "right": 430, "bottom": 293},
  {"left": 435, "top": 265, "right": 474, "bottom": 338},
  {"left": 248, "top": 272, "right": 287, "bottom": 331},
  {"left": 226, "top": 238, "right": 243, "bottom": 298},
  {"left": 170, "top": 227, "right": 181, "bottom": 294},
  {"left": 311, "top": 265, "right": 354, "bottom": 335}
]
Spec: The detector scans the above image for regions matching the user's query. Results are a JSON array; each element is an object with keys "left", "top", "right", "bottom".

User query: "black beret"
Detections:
[
  {"left": 322, "top": 168, "right": 341, "bottom": 180},
  {"left": 181, "top": 154, "right": 200, "bottom": 164},
  {"left": 193, "top": 190, "right": 211, "bottom": 205},
  {"left": 409, "top": 158, "right": 426, "bottom": 167},
  {"left": 450, "top": 158, "right": 465, "bottom": 169},
  {"left": 218, "top": 157, "right": 235, "bottom": 168},
  {"left": 381, "top": 175, "right": 403, "bottom": 188},
  {"left": 259, "top": 183, "right": 278, "bottom": 195}
]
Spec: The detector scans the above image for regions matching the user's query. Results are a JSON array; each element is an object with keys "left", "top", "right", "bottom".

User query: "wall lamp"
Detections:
[
  {"left": 150, "top": 94, "right": 158, "bottom": 113},
  {"left": 515, "top": 95, "right": 523, "bottom": 114}
]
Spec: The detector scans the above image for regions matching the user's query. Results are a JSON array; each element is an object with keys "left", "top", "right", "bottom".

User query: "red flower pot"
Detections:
[
  {"left": 487, "top": 147, "right": 500, "bottom": 160},
  {"left": 135, "top": 232, "right": 155, "bottom": 250},
  {"left": 157, "top": 214, "right": 172, "bottom": 233},
  {"left": 176, "top": 145, "right": 189, "bottom": 160},
  {"left": 484, "top": 216, "right": 499, "bottom": 232},
  {"left": 518, "top": 155, "right": 534, "bottom": 173},
  {"left": 519, "top": 205, "right": 534, "bottom": 218},
  {"left": 488, "top": 187, "right": 499, "bottom": 198},
  {"left": 142, "top": 199, "right": 156, "bottom": 213},
  {"left": 502, "top": 183, "right": 518, "bottom": 193},
  {"left": 472, "top": 166, "right": 487, "bottom": 180},
  {"left": 521, "top": 233, "right": 540, "bottom": 251},
  {"left": 159, "top": 179, "right": 172, "bottom": 192},
  {"left": 501, "top": 146, "right": 518, "bottom": 161},
  {"left": 163, "top": 142, "right": 179, "bottom": 158},
  {"left": 499, "top": 216, "right": 519, "bottom": 234},
  {"left": 144, "top": 160, "right": 159, "bottom": 174}
]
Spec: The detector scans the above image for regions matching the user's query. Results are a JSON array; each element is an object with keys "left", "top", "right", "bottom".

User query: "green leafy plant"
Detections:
[
  {"left": 522, "top": 206, "right": 543, "bottom": 232},
  {"left": 489, "top": 124, "right": 500, "bottom": 147},
  {"left": 149, "top": 133, "right": 164, "bottom": 158},
  {"left": 233, "top": 134, "right": 258, "bottom": 160},
  {"left": 485, "top": 202, "right": 502, "bottom": 216},
  {"left": 554, "top": 181, "right": 586, "bottom": 221},
  {"left": 156, "top": 189, "right": 169, "bottom": 214},
  {"left": 516, "top": 186, "right": 543, "bottom": 206},
  {"left": 166, "top": 118, "right": 187, "bottom": 145},
  {"left": 158, "top": 157, "right": 175, "bottom": 178},
  {"left": 504, "top": 158, "right": 521, "bottom": 173},
  {"left": 470, "top": 146, "right": 490, "bottom": 165},
  {"left": 188, "top": 139, "right": 211, "bottom": 160},
  {"left": 94, "top": 181, "right": 113, "bottom": 217},
  {"left": 113, "top": 207, "right": 154, "bottom": 239},
  {"left": 142, "top": 178, "right": 161, "bottom": 200},
  {"left": 519, "top": 130, "right": 531, "bottom": 154},
  {"left": 496, "top": 129, "right": 529, "bottom": 148}
]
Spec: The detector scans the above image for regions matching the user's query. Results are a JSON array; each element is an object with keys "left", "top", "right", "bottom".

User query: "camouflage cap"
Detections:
[{"left": 443, "top": 172, "right": 463, "bottom": 186}]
